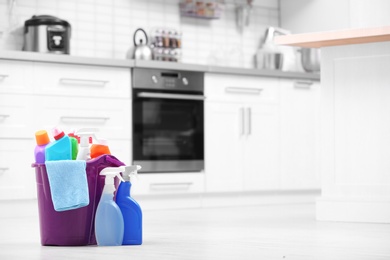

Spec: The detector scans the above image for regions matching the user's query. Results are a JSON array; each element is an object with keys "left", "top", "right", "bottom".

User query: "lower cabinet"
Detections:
[
  {"left": 0, "top": 139, "right": 37, "bottom": 199},
  {"left": 205, "top": 101, "right": 280, "bottom": 192},
  {"left": 279, "top": 79, "right": 321, "bottom": 190},
  {"left": 205, "top": 73, "right": 321, "bottom": 193},
  {"left": 132, "top": 173, "right": 205, "bottom": 195},
  {"left": 0, "top": 59, "right": 132, "bottom": 200},
  {"left": 204, "top": 73, "right": 280, "bottom": 193},
  {"left": 242, "top": 102, "right": 280, "bottom": 191},
  {"left": 205, "top": 102, "right": 244, "bottom": 192}
]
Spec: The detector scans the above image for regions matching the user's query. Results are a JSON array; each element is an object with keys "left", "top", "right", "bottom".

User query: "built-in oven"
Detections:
[{"left": 132, "top": 68, "right": 204, "bottom": 173}]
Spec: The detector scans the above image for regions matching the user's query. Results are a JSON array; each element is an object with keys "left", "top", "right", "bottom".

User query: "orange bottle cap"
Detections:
[
  {"left": 90, "top": 144, "right": 111, "bottom": 159},
  {"left": 35, "top": 130, "right": 50, "bottom": 146}
]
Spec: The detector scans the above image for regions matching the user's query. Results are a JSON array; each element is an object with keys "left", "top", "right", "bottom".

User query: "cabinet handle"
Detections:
[
  {"left": 60, "top": 116, "right": 110, "bottom": 124},
  {"left": 60, "top": 78, "right": 109, "bottom": 87},
  {"left": 225, "top": 87, "right": 262, "bottom": 95},
  {"left": 239, "top": 107, "right": 245, "bottom": 136},
  {"left": 137, "top": 92, "right": 205, "bottom": 101},
  {"left": 0, "top": 114, "right": 10, "bottom": 119},
  {"left": 294, "top": 81, "right": 313, "bottom": 89},
  {"left": 246, "top": 107, "right": 251, "bottom": 136},
  {"left": 0, "top": 167, "right": 9, "bottom": 173},
  {"left": 150, "top": 182, "right": 193, "bottom": 191},
  {"left": 0, "top": 74, "right": 9, "bottom": 80}
]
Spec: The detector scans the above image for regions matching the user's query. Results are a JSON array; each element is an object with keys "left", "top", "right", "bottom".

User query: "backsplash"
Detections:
[{"left": 0, "top": 0, "right": 279, "bottom": 68}]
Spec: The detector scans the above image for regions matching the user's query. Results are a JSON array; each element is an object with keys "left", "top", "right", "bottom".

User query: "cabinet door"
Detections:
[
  {"left": 280, "top": 79, "right": 321, "bottom": 189},
  {"left": 0, "top": 94, "right": 35, "bottom": 138},
  {"left": 205, "top": 102, "right": 244, "bottom": 192},
  {"left": 243, "top": 103, "right": 280, "bottom": 191},
  {"left": 0, "top": 139, "right": 37, "bottom": 199},
  {"left": 205, "top": 73, "right": 278, "bottom": 103},
  {"left": 33, "top": 95, "right": 131, "bottom": 140},
  {"left": 0, "top": 60, "right": 33, "bottom": 94},
  {"left": 33, "top": 62, "right": 131, "bottom": 98},
  {"left": 132, "top": 173, "right": 205, "bottom": 195}
]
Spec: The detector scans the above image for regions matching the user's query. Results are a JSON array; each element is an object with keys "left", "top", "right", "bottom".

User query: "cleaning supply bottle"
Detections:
[
  {"left": 75, "top": 128, "right": 98, "bottom": 161},
  {"left": 68, "top": 132, "right": 79, "bottom": 160},
  {"left": 95, "top": 167, "right": 125, "bottom": 246},
  {"left": 90, "top": 139, "right": 111, "bottom": 159},
  {"left": 34, "top": 130, "right": 50, "bottom": 163},
  {"left": 116, "top": 165, "right": 143, "bottom": 245},
  {"left": 45, "top": 127, "right": 72, "bottom": 161}
]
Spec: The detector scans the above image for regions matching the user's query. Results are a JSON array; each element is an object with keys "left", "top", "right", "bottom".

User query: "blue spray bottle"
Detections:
[
  {"left": 95, "top": 167, "right": 125, "bottom": 246},
  {"left": 116, "top": 165, "right": 143, "bottom": 245}
]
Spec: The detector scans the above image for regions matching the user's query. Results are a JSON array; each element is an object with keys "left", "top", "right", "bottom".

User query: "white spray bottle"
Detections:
[
  {"left": 75, "top": 128, "right": 99, "bottom": 160},
  {"left": 95, "top": 166, "right": 125, "bottom": 246}
]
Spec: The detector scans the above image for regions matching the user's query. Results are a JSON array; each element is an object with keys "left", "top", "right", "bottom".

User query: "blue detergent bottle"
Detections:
[
  {"left": 95, "top": 167, "right": 125, "bottom": 246},
  {"left": 116, "top": 165, "right": 143, "bottom": 245},
  {"left": 45, "top": 127, "right": 72, "bottom": 161}
]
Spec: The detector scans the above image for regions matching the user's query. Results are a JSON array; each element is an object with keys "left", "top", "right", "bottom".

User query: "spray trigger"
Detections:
[
  {"left": 100, "top": 166, "right": 126, "bottom": 183},
  {"left": 121, "top": 165, "right": 142, "bottom": 182}
]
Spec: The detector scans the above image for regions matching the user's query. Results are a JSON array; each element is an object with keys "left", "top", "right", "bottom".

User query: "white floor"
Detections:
[{"left": 1, "top": 201, "right": 389, "bottom": 260}]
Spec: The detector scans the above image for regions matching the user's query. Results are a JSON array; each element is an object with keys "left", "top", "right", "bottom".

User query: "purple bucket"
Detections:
[{"left": 32, "top": 155, "right": 124, "bottom": 246}]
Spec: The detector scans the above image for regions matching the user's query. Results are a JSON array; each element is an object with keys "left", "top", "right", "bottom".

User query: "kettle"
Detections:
[{"left": 130, "top": 28, "right": 152, "bottom": 60}]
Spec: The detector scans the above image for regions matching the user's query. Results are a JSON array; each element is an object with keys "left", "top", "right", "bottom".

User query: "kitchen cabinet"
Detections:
[
  {"left": 0, "top": 60, "right": 34, "bottom": 94},
  {"left": 132, "top": 173, "right": 205, "bottom": 196},
  {"left": 32, "top": 62, "right": 131, "bottom": 98},
  {"left": 205, "top": 73, "right": 280, "bottom": 192},
  {"left": 0, "top": 61, "right": 36, "bottom": 200},
  {"left": 0, "top": 139, "right": 37, "bottom": 199},
  {"left": 279, "top": 79, "right": 321, "bottom": 190},
  {"left": 0, "top": 59, "right": 132, "bottom": 200},
  {"left": 277, "top": 27, "right": 390, "bottom": 223},
  {"left": 0, "top": 94, "right": 35, "bottom": 138},
  {"left": 32, "top": 62, "right": 132, "bottom": 163}
]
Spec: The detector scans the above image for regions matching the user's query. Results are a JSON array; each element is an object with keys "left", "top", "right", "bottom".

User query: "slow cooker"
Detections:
[{"left": 23, "top": 15, "right": 71, "bottom": 54}]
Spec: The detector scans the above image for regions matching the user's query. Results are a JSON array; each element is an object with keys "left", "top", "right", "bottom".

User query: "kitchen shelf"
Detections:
[{"left": 179, "top": 1, "right": 224, "bottom": 20}]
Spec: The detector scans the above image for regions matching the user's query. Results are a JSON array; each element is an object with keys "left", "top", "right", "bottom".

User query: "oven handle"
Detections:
[{"left": 137, "top": 92, "right": 205, "bottom": 100}]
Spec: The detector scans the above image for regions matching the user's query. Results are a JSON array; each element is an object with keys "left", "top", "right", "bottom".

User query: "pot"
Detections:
[
  {"left": 131, "top": 28, "right": 152, "bottom": 60},
  {"left": 301, "top": 48, "right": 321, "bottom": 72},
  {"left": 23, "top": 15, "right": 71, "bottom": 54}
]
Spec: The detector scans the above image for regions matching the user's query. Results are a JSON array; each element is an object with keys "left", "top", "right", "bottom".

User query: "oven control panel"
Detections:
[{"left": 133, "top": 68, "right": 204, "bottom": 92}]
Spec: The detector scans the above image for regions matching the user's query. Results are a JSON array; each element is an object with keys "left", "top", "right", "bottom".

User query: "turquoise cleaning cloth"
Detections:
[{"left": 45, "top": 160, "right": 89, "bottom": 212}]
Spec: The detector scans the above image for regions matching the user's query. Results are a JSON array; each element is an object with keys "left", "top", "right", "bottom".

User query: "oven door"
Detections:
[{"left": 132, "top": 89, "right": 204, "bottom": 173}]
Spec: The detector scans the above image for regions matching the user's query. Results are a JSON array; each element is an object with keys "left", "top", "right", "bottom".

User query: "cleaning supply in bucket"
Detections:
[
  {"left": 45, "top": 127, "right": 72, "bottom": 161},
  {"left": 90, "top": 139, "right": 111, "bottom": 159},
  {"left": 95, "top": 166, "right": 125, "bottom": 246},
  {"left": 68, "top": 132, "right": 79, "bottom": 160},
  {"left": 75, "top": 128, "right": 98, "bottom": 161},
  {"left": 34, "top": 130, "right": 50, "bottom": 163},
  {"left": 116, "top": 165, "right": 143, "bottom": 245},
  {"left": 45, "top": 160, "right": 89, "bottom": 212}
]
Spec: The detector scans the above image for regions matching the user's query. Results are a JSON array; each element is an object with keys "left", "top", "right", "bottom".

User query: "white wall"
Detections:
[
  {"left": 280, "top": 0, "right": 390, "bottom": 34},
  {"left": 0, "top": 0, "right": 280, "bottom": 68},
  {"left": 349, "top": 0, "right": 390, "bottom": 28},
  {"left": 280, "top": 0, "right": 349, "bottom": 33}
]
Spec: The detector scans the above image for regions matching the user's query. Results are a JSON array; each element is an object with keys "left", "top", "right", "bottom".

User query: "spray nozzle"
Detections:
[
  {"left": 121, "top": 165, "right": 142, "bottom": 182},
  {"left": 75, "top": 128, "right": 99, "bottom": 146},
  {"left": 100, "top": 166, "right": 126, "bottom": 184}
]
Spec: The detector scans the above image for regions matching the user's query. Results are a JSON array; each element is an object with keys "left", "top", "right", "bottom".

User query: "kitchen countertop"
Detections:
[
  {"left": 1, "top": 201, "right": 389, "bottom": 259},
  {"left": 0, "top": 50, "right": 320, "bottom": 80},
  {"left": 274, "top": 26, "right": 390, "bottom": 48}
]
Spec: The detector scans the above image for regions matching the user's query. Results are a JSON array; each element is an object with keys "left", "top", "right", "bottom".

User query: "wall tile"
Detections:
[{"left": 1, "top": 0, "right": 279, "bottom": 68}]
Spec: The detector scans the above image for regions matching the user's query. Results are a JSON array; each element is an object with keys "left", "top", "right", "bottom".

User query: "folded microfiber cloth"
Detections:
[{"left": 45, "top": 160, "right": 89, "bottom": 212}]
